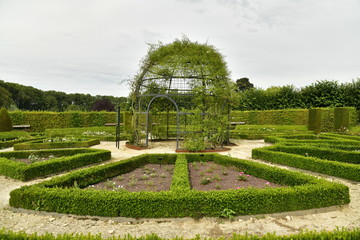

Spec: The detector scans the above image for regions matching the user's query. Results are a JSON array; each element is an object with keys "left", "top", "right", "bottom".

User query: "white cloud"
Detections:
[{"left": 0, "top": 0, "right": 359, "bottom": 96}]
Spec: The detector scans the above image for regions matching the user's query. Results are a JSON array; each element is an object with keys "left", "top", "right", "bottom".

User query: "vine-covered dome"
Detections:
[{"left": 131, "top": 37, "right": 233, "bottom": 98}]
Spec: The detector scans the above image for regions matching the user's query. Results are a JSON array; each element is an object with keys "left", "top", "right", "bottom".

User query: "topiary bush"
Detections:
[{"left": 0, "top": 107, "right": 12, "bottom": 132}]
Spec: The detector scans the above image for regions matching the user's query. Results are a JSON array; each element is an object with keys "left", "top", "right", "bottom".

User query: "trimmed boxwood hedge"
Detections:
[
  {"left": 45, "top": 126, "right": 130, "bottom": 141},
  {"left": 0, "top": 131, "right": 39, "bottom": 149},
  {"left": 10, "top": 153, "right": 349, "bottom": 218},
  {"left": 253, "top": 133, "right": 360, "bottom": 181},
  {"left": 13, "top": 138, "right": 100, "bottom": 150},
  {"left": 0, "top": 148, "right": 111, "bottom": 181}
]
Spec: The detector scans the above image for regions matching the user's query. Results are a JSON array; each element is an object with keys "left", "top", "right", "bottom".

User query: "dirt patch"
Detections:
[
  {"left": 88, "top": 164, "right": 174, "bottom": 192},
  {"left": 188, "top": 161, "right": 283, "bottom": 191}
]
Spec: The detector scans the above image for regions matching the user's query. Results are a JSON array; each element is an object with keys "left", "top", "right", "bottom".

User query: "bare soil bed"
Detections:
[
  {"left": 88, "top": 164, "right": 175, "bottom": 192},
  {"left": 189, "top": 161, "right": 283, "bottom": 191}
]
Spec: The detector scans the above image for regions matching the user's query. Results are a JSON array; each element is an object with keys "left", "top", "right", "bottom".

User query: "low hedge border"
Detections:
[
  {"left": 264, "top": 134, "right": 360, "bottom": 147},
  {"left": 0, "top": 148, "right": 111, "bottom": 181},
  {"left": 1, "top": 228, "right": 360, "bottom": 240},
  {"left": 13, "top": 138, "right": 100, "bottom": 150},
  {"left": 10, "top": 153, "right": 349, "bottom": 218},
  {"left": 252, "top": 145, "right": 360, "bottom": 181}
]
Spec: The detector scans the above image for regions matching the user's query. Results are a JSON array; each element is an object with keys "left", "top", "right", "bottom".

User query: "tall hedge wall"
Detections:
[
  {"left": 9, "top": 111, "right": 118, "bottom": 132},
  {"left": 230, "top": 109, "right": 308, "bottom": 125},
  {"left": 8, "top": 108, "right": 359, "bottom": 133},
  {"left": 308, "top": 107, "right": 357, "bottom": 133}
]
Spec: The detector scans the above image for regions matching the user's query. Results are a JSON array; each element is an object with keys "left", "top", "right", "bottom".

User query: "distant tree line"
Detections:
[
  {"left": 1, "top": 78, "right": 360, "bottom": 112},
  {"left": 234, "top": 79, "right": 360, "bottom": 110},
  {"left": 0, "top": 80, "right": 130, "bottom": 111}
]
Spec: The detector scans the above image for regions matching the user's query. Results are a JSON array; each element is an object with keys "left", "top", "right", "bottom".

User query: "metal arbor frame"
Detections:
[{"left": 144, "top": 94, "right": 181, "bottom": 149}]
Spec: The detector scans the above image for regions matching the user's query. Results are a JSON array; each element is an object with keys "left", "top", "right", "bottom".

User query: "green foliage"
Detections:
[
  {"left": 9, "top": 153, "right": 349, "bottom": 218},
  {"left": 8, "top": 111, "right": 119, "bottom": 132},
  {"left": 0, "top": 107, "right": 13, "bottom": 132},
  {"left": 45, "top": 126, "right": 130, "bottom": 141},
  {"left": 230, "top": 109, "right": 308, "bottom": 126},
  {"left": 334, "top": 107, "right": 357, "bottom": 132},
  {"left": 170, "top": 154, "right": 191, "bottom": 191},
  {"left": 0, "top": 148, "right": 111, "bottom": 181},
  {"left": 13, "top": 138, "right": 100, "bottom": 150},
  {"left": 308, "top": 108, "right": 322, "bottom": 134},
  {"left": 130, "top": 37, "right": 235, "bottom": 147},
  {"left": 230, "top": 125, "right": 312, "bottom": 139},
  {"left": 0, "top": 86, "right": 12, "bottom": 108},
  {"left": 255, "top": 133, "right": 360, "bottom": 181},
  {"left": 0, "top": 228, "right": 360, "bottom": 240},
  {"left": 0, "top": 79, "right": 129, "bottom": 111},
  {"left": 235, "top": 79, "right": 360, "bottom": 111}
]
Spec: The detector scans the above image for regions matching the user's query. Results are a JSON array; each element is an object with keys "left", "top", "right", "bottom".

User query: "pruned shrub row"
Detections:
[
  {"left": 10, "top": 153, "right": 349, "bottom": 218},
  {"left": 9, "top": 111, "right": 118, "bottom": 132},
  {"left": 230, "top": 125, "right": 313, "bottom": 139},
  {"left": 0, "top": 148, "right": 111, "bottom": 181},
  {"left": 252, "top": 145, "right": 360, "bottom": 181},
  {"left": 230, "top": 109, "right": 308, "bottom": 125},
  {"left": 13, "top": 138, "right": 100, "bottom": 150}
]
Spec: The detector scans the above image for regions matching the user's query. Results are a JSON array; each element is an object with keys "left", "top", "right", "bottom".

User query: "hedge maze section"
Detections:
[
  {"left": 10, "top": 153, "right": 349, "bottom": 218},
  {"left": 0, "top": 148, "right": 111, "bottom": 181},
  {"left": 254, "top": 133, "right": 360, "bottom": 181}
]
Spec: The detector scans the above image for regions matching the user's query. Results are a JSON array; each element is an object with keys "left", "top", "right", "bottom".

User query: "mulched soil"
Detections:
[
  {"left": 88, "top": 161, "right": 284, "bottom": 192},
  {"left": 188, "top": 161, "right": 283, "bottom": 191},
  {"left": 88, "top": 164, "right": 175, "bottom": 192}
]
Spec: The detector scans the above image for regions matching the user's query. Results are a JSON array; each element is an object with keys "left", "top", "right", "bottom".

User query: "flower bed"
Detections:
[
  {"left": 0, "top": 148, "right": 111, "bottom": 181},
  {"left": 10, "top": 153, "right": 349, "bottom": 218},
  {"left": 13, "top": 137, "right": 100, "bottom": 150}
]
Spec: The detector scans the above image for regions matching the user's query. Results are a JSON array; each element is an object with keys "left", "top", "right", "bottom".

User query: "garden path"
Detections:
[{"left": 0, "top": 140, "right": 359, "bottom": 238}]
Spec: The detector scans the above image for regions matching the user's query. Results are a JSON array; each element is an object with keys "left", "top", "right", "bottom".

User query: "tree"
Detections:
[
  {"left": 235, "top": 77, "right": 254, "bottom": 92},
  {"left": 91, "top": 98, "right": 115, "bottom": 111},
  {"left": 0, "top": 86, "right": 12, "bottom": 108}
]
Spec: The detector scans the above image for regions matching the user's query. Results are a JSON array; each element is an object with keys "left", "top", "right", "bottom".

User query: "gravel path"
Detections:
[{"left": 0, "top": 140, "right": 359, "bottom": 239}]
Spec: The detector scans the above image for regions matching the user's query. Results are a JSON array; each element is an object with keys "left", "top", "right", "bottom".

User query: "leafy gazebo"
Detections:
[{"left": 129, "top": 37, "right": 235, "bottom": 151}]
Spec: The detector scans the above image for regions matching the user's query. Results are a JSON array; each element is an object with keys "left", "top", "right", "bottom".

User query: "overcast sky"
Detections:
[{"left": 1, "top": 0, "right": 360, "bottom": 97}]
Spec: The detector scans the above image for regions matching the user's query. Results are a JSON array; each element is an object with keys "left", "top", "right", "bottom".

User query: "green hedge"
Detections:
[
  {"left": 230, "top": 125, "right": 313, "bottom": 139},
  {"left": 0, "top": 131, "right": 35, "bottom": 149},
  {"left": 1, "top": 228, "right": 360, "bottom": 240},
  {"left": 0, "top": 148, "right": 111, "bottom": 181},
  {"left": 13, "top": 138, "right": 100, "bottom": 150},
  {"left": 230, "top": 109, "right": 308, "bottom": 125},
  {"left": 9, "top": 111, "right": 119, "bottom": 132},
  {"left": 45, "top": 127, "right": 130, "bottom": 141},
  {"left": 252, "top": 145, "right": 360, "bottom": 181},
  {"left": 10, "top": 153, "right": 349, "bottom": 218}
]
